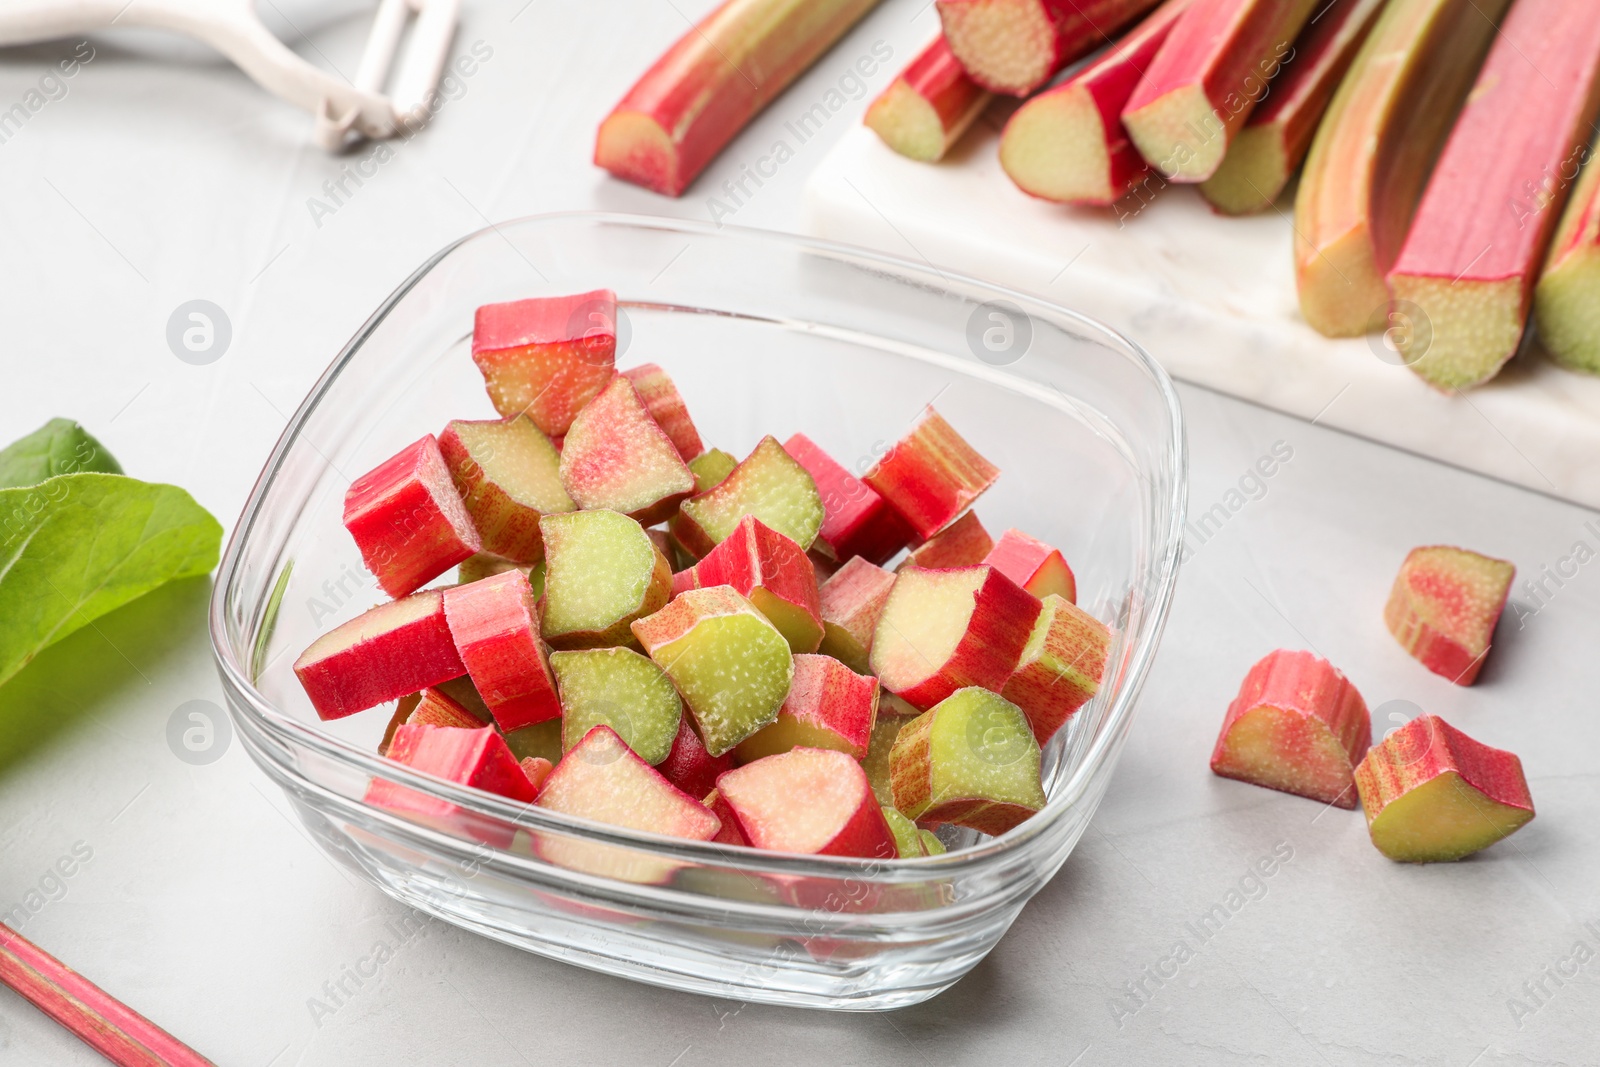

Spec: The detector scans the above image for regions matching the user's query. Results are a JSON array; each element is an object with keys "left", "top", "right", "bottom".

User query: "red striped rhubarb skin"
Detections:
[
  {"left": 864, "top": 36, "right": 992, "bottom": 162},
  {"left": 936, "top": 0, "right": 1164, "bottom": 96}
]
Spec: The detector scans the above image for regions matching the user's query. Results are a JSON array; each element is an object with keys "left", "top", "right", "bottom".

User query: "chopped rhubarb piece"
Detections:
[
  {"left": 622, "top": 363, "right": 705, "bottom": 461},
  {"left": 369, "top": 724, "right": 538, "bottom": 814},
  {"left": 674, "top": 436, "right": 825, "bottom": 557},
  {"left": 1294, "top": 0, "right": 1508, "bottom": 336},
  {"left": 882, "top": 806, "right": 925, "bottom": 857},
  {"left": 504, "top": 717, "right": 562, "bottom": 765},
  {"left": 659, "top": 717, "right": 735, "bottom": 799},
  {"left": 540, "top": 509, "right": 673, "bottom": 649},
  {"left": 1000, "top": 0, "right": 1191, "bottom": 204},
  {"left": 864, "top": 36, "right": 993, "bottom": 162},
  {"left": 674, "top": 515, "right": 824, "bottom": 653},
  {"left": 1388, "top": 1, "right": 1600, "bottom": 389},
  {"left": 559, "top": 377, "right": 695, "bottom": 525},
  {"left": 458, "top": 554, "right": 544, "bottom": 596},
  {"left": 901, "top": 510, "right": 995, "bottom": 570},
  {"left": 444, "top": 570, "right": 561, "bottom": 731},
  {"left": 703, "top": 788, "right": 752, "bottom": 846},
  {"left": 1001, "top": 594, "right": 1111, "bottom": 745},
  {"left": 595, "top": 0, "right": 884, "bottom": 196},
  {"left": 863, "top": 408, "right": 999, "bottom": 541},
  {"left": 817, "top": 557, "right": 897, "bottom": 673},
  {"left": 888, "top": 688, "right": 1046, "bottom": 835},
  {"left": 551, "top": 647, "right": 684, "bottom": 765},
  {"left": 870, "top": 565, "right": 1041, "bottom": 711},
  {"left": 919, "top": 829, "right": 946, "bottom": 855},
  {"left": 1384, "top": 545, "right": 1514, "bottom": 686},
  {"left": 735, "top": 654, "right": 879, "bottom": 763},
  {"left": 687, "top": 447, "right": 738, "bottom": 493},
  {"left": 936, "top": 0, "right": 1164, "bottom": 96},
  {"left": 1209, "top": 649, "right": 1371, "bottom": 808},
  {"left": 472, "top": 290, "right": 618, "bottom": 435},
  {"left": 378, "top": 685, "right": 487, "bottom": 757},
  {"left": 782, "top": 433, "right": 914, "bottom": 565},
  {"left": 520, "top": 756, "right": 554, "bottom": 792},
  {"left": 343, "top": 435, "right": 481, "bottom": 598},
  {"left": 1536, "top": 158, "right": 1600, "bottom": 374},
  {"left": 1199, "top": 0, "right": 1387, "bottom": 215},
  {"left": 632, "top": 586, "right": 795, "bottom": 757},
  {"left": 439, "top": 415, "right": 573, "bottom": 563},
  {"left": 861, "top": 710, "right": 910, "bottom": 806},
  {"left": 716, "top": 748, "right": 897, "bottom": 858},
  {"left": 1354, "top": 715, "right": 1535, "bottom": 862},
  {"left": 294, "top": 590, "right": 465, "bottom": 720},
  {"left": 984, "top": 528, "right": 1076, "bottom": 602}
]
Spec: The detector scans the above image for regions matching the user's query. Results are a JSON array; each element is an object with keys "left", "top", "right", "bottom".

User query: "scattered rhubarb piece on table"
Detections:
[
  {"left": 1209, "top": 649, "right": 1371, "bottom": 808},
  {"left": 864, "top": 35, "right": 992, "bottom": 162},
  {"left": 551, "top": 646, "right": 685, "bottom": 765},
  {"left": 294, "top": 591, "right": 465, "bottom": 720},
  {"left": 673, "top": 514, "right": 824, "bottom": 653},
  {"left": 936, "top": 0, "right": 1164, "bottom": 96},
  {"left": 1384, "top": 545, "right": 1514, "bottom": 685},
  {"left": 343, "top": 434, "right": 481, "bottom": 597},
  {"left": 863, "top": 407, "right": 999, "bottom": 541},
  {"left": 716, "top": 748, "right": 897, "bottom": 858},
  {"left": 472, "top": 290, "right": 618, "bottom": 435},
  {"left": 559, "top": 376, "right": 696, "bottom": 525},
  {"left": 782, "top": 432, "right": 914, "bottom": 565},
  {"left": 1353, "top": 715, "right": 1534, "bottom": 862},
  {"left": 1199, "top": 0, "right": 1387, "bottom": 215},
  {"left": 595, "top": 0, "right": 886, "bottom": 196},
  {"left": 735, "top": 653, "right": 880, "bottom": 762},
  {"left": 889, "top": 687, "right": 1046, "bottom": 834},
  {"left": 1388, "top": 0, "right": 1600, "bottom": 389},
  {"left": 1000, "top": 0, "right": 1192, "bottom": 204},
  {"left": 674, "top": 435, "right": 825, "bottom": 557},
  {"left": 1293, "top": 0, "right": 1510, "bottom": 336},
  {"left": 1001, "top": 593, "right": 1111, "bottom": 745},
  {"left": 1535, "top": 157, "right": 1600, "bottom": 374},
  {"left": 901, "top": 510, "right": 994, "bottom": 570},
  {"left": 539, "top": 509, "right": 673, "bottom": 649},
  {"left": 444, "top": 570, "right": 562, "bottom": 731},
  {"left": 439, "top": 415, "right": 573, "bottom": 563},
  {"left": 622, "top": 363, "right": 705, "bottom": 461},
  {"left": 817, "top": 556, "right": 897, "bottom": 673},
  {"left": 984, "top": 527, "right": 1076, "bottom": 602}
]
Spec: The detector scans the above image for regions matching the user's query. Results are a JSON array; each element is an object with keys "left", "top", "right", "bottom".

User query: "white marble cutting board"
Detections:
[{"left": 804, "top": 122, "right": 1600, "bottom": 510}]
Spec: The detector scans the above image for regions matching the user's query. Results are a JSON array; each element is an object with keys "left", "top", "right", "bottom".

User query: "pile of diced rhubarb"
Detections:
[{"left": 294, "top": 289, "right": 1113, "bottom": 862}]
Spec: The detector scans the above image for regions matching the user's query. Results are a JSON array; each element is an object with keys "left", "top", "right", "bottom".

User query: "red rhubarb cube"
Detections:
[
  {"left": 472, "top": 290, "right": 619, "bottom": 436},
  {"left": 1384, "top": 545, "right": 1515, "bottom": 686},
  {"left": 863, "top": 407, "right": 999, "bottom": 540},
  {"left": 444, "top": 570, "right": 562, "bottom": 731},
  {"left": 984, "top": 528, "right": 1076, "bottom": 602},
  {"left": 782, "top": 433, "right": 914, "bottom": 565},
  {"left": 673, "top": 514, "right": 823, "bottom": 653},
  {"left": 343, "top": 435, "right": 482, "bottom": 598},
  {"left": 294, "top": 590, "right": 465, "bottom": 720},
  {"left": 623, "top": 363, "right": 705, "bottom": 461}
]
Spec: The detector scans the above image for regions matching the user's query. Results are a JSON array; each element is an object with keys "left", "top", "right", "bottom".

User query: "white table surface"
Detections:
[{"left": 1, "top": 3, "right": 1596, "bottom": 1065}]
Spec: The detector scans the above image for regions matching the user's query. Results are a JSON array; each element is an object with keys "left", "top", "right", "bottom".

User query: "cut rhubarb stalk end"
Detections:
[
  {"left": 1293, "top": 0, "right": 1509, "bottom": 337},
  {"left": 1122, "top": 0, "right": 1319, "bottom": 182},
  {"left": 999, "top": 0, "right": 1191, "bottom": 204},
  {"left": 559, "top": 377, "right": 695, "bottom": 525},
  {"left": 1209, "top": 649, "right": 1371, "bottom": 808},
  {"left": 343, "top": 435, "right": 482, "bottom": 598},
  {"left": 871, "top": 564, "right": 1041, "bottom": 711},
  {"left": 1384, "top": 545, "right": 1514, "bottom": 686},
  {"left": 1000, "top": 593, "right": 1111, "bottom": 745},
  {"left": 675, "top": 514, "right": 824, "bottom": 653},
  {"left": 888, "top": 687, "right": 1046, "bottom": 835},
  {"left": 1354, "top": 715, "right": 1534, "bottom": 862},
  {"left": 540, "top": 509, "right": 672, "bottom": 649},
  {"left": 674, "top": 435, "right": 825, "bottom": 557},
  {"left": 444, "top": 570, "right": 561, "bottom": 731},
  {"left": 659, "top": 715, "right": 735, "bottom": 799},
  {"left": 864, "top": 36, "right": 993, "bottom": 162},
  {"left": 1387, "top": 0, "right": 1600, "bottom": 390},
  {"left": 864, "top": 407, "right": 1000, "bottom": 541},
  {"left": 1537, "top": 157, "right": 1600, "bottom": 373},
  {"left": 936, "top": 0, "right": 1164, "bottom": 96},
  {"left": 717, "top": 748, "right": 897, "bottom": 858},
  {"left": 472, "top": 290, "right": 618, "bottom": 436},
  {"left": 633, "top": 586, "right": 795, "bottom": 757},
  {"left": 595, "top": 0, "right": 884, "bottom": 196},
  {"left": 551, "top": 646, "right": 684, "bottom": 765},
  {"left": 782, "top": 433, "right": 915, "bottom": 565},
  {"left": 687, "top": 448, "right": 737, "bottom": 493},
  {"left": 984, "top": 527, "right": 1076, "bottom": 602},
  {"left": 1199, "top": 0, "right": 1387, "bottom": 215},
  {"left": 439, "top": 415, "right": 573, "bottom": 564},
  {"left": 520, "top": 756, "right": 554, "bottom": 792},
  {"left": 294, "top": 591, "right": 465, "bottom": 720},
  {"left": 817, "top": 556, "right": 897, "bottom": 673},
  {"left": 901, "top": 510, "right": 994, "bottom": 570},
  {"left": 882, "top": 806, "right": 925, "bottom": 857},
  {"left": 735, "top": 653, "right": 879, "bottom": 763},
  {"left": 504, "top": 717, "right": 563, "bottom": 765},
  {"left": 379, "top": 686, "right": 482, "bottom": 756},
  {"left": 458, "top": 554, "right": 545, "bottom": 596},
  {"left": 622, "top": 363, "right": 705, "bottom": 461}
]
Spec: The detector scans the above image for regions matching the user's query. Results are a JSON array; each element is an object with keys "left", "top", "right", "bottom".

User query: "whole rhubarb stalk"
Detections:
[
  {"left": 1121, "top": 0, "right": 1320, "bottom": 182},
  {"left": 864, "top": 36, "right": 992, "bottom": 163},
  {"left": 1000, "top": 0, "right": 1191, "bottom": 205},
  {"left": 0, "top": 923, "right": 215, "bottom": 1066},
  {"left": 1198, "top": 0, "right": 1387, "bottom": 215},
  {"left": 1293, "top": 0, "right": 1510, "bottom": 337},
  {"left": 1389, "top": 0, "right": 1600, "bottom": 390},
  {"left": 936, "top": 0, "right": 1163, "bottom": 96},
  {"left": 1536, "top": 158, "right": 1600, "bottom": 374},
  {"left": 595, "top": 0, "right": 884, "bottom": 196}
]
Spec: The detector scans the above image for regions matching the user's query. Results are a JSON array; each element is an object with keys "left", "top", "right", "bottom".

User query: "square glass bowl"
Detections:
[{"left": 209, "top": 213, "right": 1186, "bottom": 1010}]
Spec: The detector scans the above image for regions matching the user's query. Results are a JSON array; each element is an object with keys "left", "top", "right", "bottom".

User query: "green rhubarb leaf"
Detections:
[
  {"left": 0, "top": 472, "right": 221, "bottom": 689},
  {"left": 0, "top": 419, "right": 122, "bottom": 489}
]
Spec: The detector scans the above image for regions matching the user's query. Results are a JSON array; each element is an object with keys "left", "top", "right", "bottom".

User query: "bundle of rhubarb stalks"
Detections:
[
  {"left": 596, "top": 0, "right": 1600, "bottom": 391},
  {"left": 294, "top": 289, "right": 1113, "bottom": 865}
]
